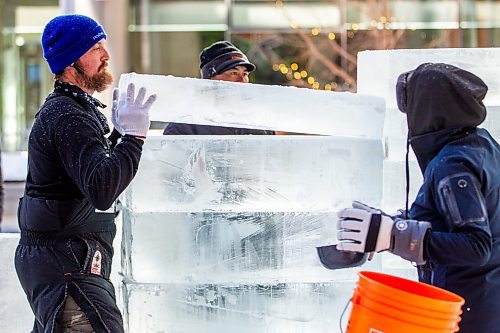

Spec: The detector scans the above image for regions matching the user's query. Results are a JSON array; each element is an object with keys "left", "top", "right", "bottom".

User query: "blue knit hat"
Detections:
[{"left": 42, "top": 15, "right": 107, "bottom": 74}]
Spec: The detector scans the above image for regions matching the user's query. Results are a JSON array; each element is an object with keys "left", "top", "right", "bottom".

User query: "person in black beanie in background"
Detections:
[
  {"left": 15, "top": 14, "right": 156, "bottom": 333},
  {"left": 163, "top": 41, "right": 275, "bottom": 135}
]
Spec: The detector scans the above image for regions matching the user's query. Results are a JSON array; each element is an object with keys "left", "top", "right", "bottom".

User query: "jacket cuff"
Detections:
[
  {"left": 391, "top": 219, "right": 432, "bottom": 265},
  {"left": 122, "top": 134, "right": 146, "bottom": 145}
]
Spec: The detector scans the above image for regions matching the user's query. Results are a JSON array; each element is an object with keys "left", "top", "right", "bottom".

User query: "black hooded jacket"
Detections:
[{"left": 397, "top": 63, "right": 500, "bottom": 333}]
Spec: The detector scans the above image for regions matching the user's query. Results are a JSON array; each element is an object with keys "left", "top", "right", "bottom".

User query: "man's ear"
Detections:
[{"left": 71, "top": 62, "right": 85, "bottom": 75}]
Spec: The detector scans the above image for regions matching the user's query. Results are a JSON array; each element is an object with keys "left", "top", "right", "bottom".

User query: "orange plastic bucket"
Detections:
[{"left": 346, "top": 271, "right": 465, "bottom": 333}]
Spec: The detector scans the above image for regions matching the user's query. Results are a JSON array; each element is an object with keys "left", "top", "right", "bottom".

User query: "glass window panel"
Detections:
[
  {"left": 231, "top": 27, "right": 463, "bottom": 93},
  {"left": 15, "top": 6, "right": 61, "bottom": 32},
  {"left": 231, "top": 32, "right": 355, "bottom": 91},
  {"left": 232, "top": 1, "right": 341, "bottom": 30},
  {"left": 150, "top": 1, "right": 225, "bottom": 25},
  {"left": 348, "top": 1, "right": 459, "bottom": 30},
  {"left": 1, "top": 2, "right": 58, "bottom": 151},
  {"left": 461, "top": 1, "right": 500, "bottom": 29},
  {"left": 129, "top": 0, "right": 226, "bottom": 29},
  {"left": 462, "top": 28, "right": 500, "bottom": 47},
  {"left": 129, "top": 31, "right": 224, "bottom": 76}
]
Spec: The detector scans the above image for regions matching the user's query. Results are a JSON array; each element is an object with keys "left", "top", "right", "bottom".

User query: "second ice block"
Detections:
[
  {"left": 122, "top": 136, "right": 383, "bottom": 284},
  {"left": 123, "top": 136, "right": 383, "bottom": 212}
]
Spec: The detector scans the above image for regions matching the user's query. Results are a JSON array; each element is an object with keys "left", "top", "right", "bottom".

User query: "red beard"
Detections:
[{"left": 76, "top": 61, "right": 113, "bottom": 93}]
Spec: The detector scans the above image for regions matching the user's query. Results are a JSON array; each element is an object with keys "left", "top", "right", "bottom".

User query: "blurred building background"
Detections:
[
  {"left": 3, "top": 0, "right": 500, "bottom": 153},
  {"left": 1, "top": 0, "right": 500, "bottom": 228}
]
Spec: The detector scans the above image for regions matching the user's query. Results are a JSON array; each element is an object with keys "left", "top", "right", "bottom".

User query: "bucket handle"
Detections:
[{"left": 339, "top": 297, "right": 352, "bottom": 333}]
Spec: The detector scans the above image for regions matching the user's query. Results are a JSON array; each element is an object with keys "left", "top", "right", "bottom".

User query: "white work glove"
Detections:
[
  {"left": 337, "top": 201, "right": 431, "bottom": 264},
  {"left": 337, "top": 201, "right": 394, "bottom": 253},
  {"left": 111, "top": 88, "right": 124, "bottom": 135},
  {"left": 112, "top": 83, "right": 156, "bottom": 138}
]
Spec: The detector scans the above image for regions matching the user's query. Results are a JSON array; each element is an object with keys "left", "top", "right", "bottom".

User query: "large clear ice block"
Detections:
[
  {"left": 120, "top": 135, "right": 384, "bottom": 332},
  {"left": 118, "top": 73, "right": 385, "bottom": 138},
  {"left": 484, "top": 105, "right": 500, "bottom": 139},
  {"left": 121, "top": 210, "right": 380, "bottom": 284},
  {"left": 122, "top": 136, "right": 383, "bottom": 284},
  {"left": 382, "top": 160, "right": 423, "bottom": 214},
  {"left": 122, "top": 281, "right": 356, "bottom": 333},
  {"left": 117, "top": 71, "right": 387, "bottom": 333},
  {"left": 358, "top": 48, "right": 500, "bottom": 109},
  {"left": 124, "top": 136, "right": 383, "bottom": 213}
]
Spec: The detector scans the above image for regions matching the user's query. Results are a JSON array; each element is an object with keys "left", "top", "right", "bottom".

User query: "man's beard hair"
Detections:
[{"left": 76, "top": 60, "right": 113, "bottom": 93}]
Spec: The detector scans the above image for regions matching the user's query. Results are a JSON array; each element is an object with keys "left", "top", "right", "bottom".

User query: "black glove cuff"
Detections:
[
  {"left": 365, "top": 213, "right": 382, "bottom": 252},
  {"left": 391, "top": 220, "right": 432, "bottom": 265}
]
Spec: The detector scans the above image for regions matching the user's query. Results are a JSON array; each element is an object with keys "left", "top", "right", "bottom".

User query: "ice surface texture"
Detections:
[
  {"left": 120, "top": 136, "right": 383, "bottom": 333},
  {"left": 122, "top": 136, "right": 383, "bottom": 284},
  {"left": 117, "top": 68, "right": 389, "bottom": 332},
  {"left": 124, "top": 136, "right": 383, "bottom": 213}
]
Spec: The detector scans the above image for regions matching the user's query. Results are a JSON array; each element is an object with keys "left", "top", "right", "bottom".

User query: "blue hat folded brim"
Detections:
[{"left": 218, "top": 58, "right": 256, "bottom": 75}]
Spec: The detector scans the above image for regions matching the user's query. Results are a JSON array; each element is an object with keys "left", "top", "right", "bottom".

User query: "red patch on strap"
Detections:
[{"left": 91, "top": 250, "right": 102, "bottom": 275}]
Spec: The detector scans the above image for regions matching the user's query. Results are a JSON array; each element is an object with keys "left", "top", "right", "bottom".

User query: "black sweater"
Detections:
[{"left": 25, "top": 81, "right": 143, "bottom": 211}]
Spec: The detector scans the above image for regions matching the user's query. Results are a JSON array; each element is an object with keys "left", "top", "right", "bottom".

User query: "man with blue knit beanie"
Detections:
[{"left": 15, "top": 14, "right": 156, "bottom": 333}]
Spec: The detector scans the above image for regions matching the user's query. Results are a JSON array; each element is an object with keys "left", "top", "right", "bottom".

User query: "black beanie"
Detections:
[
  {"left": 396, "top": 63, "right": 487, "bottom": 137},
  {"left": 199, "top": 41, "right": 256, "bottom": 79}
]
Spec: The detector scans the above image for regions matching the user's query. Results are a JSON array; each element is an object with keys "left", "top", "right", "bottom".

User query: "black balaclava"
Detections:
[{"left": 396, "top": 62, "right": 488, "bottom": 138}]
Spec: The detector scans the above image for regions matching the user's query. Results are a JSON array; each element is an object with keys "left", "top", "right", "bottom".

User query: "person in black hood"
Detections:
[
  {"left": 163, "top": 41, "right": 276, "bottom": 135},
  {"left": 330, "top": 63, "right": 500, "bottom": 333},
  {"left": 15, "top": 14, "right": 156, "bottom": 333}
]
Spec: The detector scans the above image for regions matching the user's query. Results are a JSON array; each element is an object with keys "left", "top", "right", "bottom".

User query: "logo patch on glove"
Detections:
[{"left": 395, "top": 220, "right": 408, "bottom": 231}]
